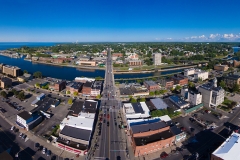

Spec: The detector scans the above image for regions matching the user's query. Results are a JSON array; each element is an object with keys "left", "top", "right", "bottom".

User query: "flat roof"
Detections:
[
  {"left": 119, "top": 87, "right": 133, "bottom": 95},
  {"left": 82, "top": 100, "right": 97, "bottom": 113},
  {"left": 150, "top": 98, "right": 168, "bottom": 110},
  {"left": 212, "top": 132, "right": 240, "bottom": 160},
  {"left": 132, "top": 103, "right": 144, "bottom": 114},
  {"left": 60, "top": 125, "right": 91, "bottom": 141},
  {"left": 57, "top": 137, "right": 88, "bottom": 150},
  {"left": 17, "top": 111, "right": 32, "bottom": 120},
  {"left": 30, "top": 97, "right": 59, "bottom": 113},
  {"left": 70, "top": 100, "right": 84, "bottom": 115},
  {"left": 128, "top": 118, "right": 161, "bottom": 127},
  {"left": 60, "top": 115, "right": 94, "bottom": 131},
  {"left": 134, "top": 130, "right": 174, "bottom": 146},
  {"left": 170, "top": 125, "right": 182, "bottom": 135},
  {"left": 144, "top": 80, "right": 157, "bottom": 86},
  {"left": 83, "top": 81, "right": 93, "bottom": 88},
  {"left": 67, "top": 82, "right": 83, "bottom": 89},
  {"left": 169, "top": 95, "right": 189, "bottom": 107},
  {"left": 145, "top": 101, "right": 156, "bottom": 111},
  {"left": 131, "top": 121, "right": 167, "bottom": 134}
]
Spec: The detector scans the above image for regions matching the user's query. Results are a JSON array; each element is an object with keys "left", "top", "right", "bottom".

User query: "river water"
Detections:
[{"left": 0, "top": 56, "right": 182, "bottom": 80}]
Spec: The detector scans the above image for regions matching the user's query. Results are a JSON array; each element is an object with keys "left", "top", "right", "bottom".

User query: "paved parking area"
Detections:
[
  {"left": 15, "top": 83, "right": 29, "bottom": 90},
  {"left": 27, "top": 79, "right": 47, "bottom": 86}
]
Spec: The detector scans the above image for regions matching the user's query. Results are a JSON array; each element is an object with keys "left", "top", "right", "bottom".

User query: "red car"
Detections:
[
  {"left": 160, "top": 152, "right": 168, "bottom": 159},
  {"left": 107, "top": 114, "right": 110, "bottom": 119}
]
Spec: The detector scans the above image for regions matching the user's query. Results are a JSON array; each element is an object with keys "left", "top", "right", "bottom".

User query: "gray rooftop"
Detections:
[
  {"left": 132, "top": 102, "right": 144, "bottom": 114},
  {"left": 60, "top": 125, "right": 91, "bottom": 141},
  {"left": 144, "top": 80, "right": 157, "bottom": 86},
  {"left": 30, "top": 97, "right": 59, "bottom": 113},
  {"left": 131, "top": 121, "right": 167, "bottom": 134},
  {"left": 170, "top": 125, "right": 182, "bottom": 135},
  {"left": 17, "top": 111, "right": 32, "bottom": 120},
  {"left": 150, "top": 98, "right": 168, "bottom": 110}
]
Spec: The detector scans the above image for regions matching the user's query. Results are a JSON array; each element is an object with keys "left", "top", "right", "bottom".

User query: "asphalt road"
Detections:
[{"left": 93, "top": 48, "right": 127, "bottom": 160}]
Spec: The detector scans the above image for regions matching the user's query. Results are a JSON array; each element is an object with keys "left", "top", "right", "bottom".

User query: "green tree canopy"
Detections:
[
  {"left": 73, "top": 91, "right": 78, "bottom": 96},
  {"left": 175, "top": 85, "right": 182, "bottom": 91},
  {"left": 68, "top": 98, "right": 73, "bottom": 105},
  {"left": 17, "top": 91, "right": 25, "bottom": 100},
  {"left": 232, "top": 83, "right": 239, "bottom": 92},
  {"left": 219, "top": 80, "right": 226, "bottom": 89},
  {"left": 66, "top": 90, "right": 70, "bottom": 94},
  {"left": 23, "top": 70, "right": 28, "bottom": 74},
  {"left": 149, "top": 91, "right": 155, "bottom": 96},
  {"left": 96, "top": 94, "right": 101, "bottom": 99},
  {"left": 130, "top": 97, "right": 137, "bottom": 103},
  {"left": 0, "top": 91, "right": 7, "bottom": 98},
  {"left": 33, "top": 71, "right": 42, "bottom": 78}
]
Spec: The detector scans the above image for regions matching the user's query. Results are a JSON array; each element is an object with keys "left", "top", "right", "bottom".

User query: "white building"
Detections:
[
  {"left": 184, "top": 68, "right": 209, "bottom": 81},
  {"left": 16, "top": 111, "right": 42, "bottom": 131},
  {"left": 122, "top": 102, "right": 150, "bottom": 119},
  {"left": 60, "top": 115, "right": 94, "bottom": 130},
  {"left": 75, "top": 77, "right": 95, "bottom": 83},
  {"left": 212, "top": 132, "right": 240, "bottom": 160},
  {"left": 153, "top": 53, "right": 162, "bottom": 65},
  {"left": 198, "top": 78, "right": 224, "bottom": 107},
  {"left": 188, "top": 90, "right": 202, "bottom": 106}
]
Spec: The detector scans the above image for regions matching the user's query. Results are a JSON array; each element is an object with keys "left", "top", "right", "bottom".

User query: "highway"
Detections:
[{"left": 93, "top": 48, "right": 127, "bottom": 160}]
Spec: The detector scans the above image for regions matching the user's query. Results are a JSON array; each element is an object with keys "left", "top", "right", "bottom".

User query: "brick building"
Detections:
[
  {"left": 129, "top": 60, "right": 142, "bottom": 66},
  {"left": 0, "top": 77, "right": 12, "bottom": 89},
  {"left": 49, "top": 80, "right": 66, "bottom": 92},
  {"left": 157, "top": 79, "right": 174, "bottom": 89},
  {"left": 66, "top": 82, "right": 83, "bottom": 94},
  {"left": 82, "top": 81, "right": 93, "bottom": 96},
  {"left": 171, "top": 74, "right": 188, "bottom": 85},
  {"left": 143, "top": 81, "right": 160, "bottom": 92}
]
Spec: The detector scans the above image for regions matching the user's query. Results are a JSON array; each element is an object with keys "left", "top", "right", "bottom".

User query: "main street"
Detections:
[{"left": 93, "top": 48, "right": 127, "bottom": 160}]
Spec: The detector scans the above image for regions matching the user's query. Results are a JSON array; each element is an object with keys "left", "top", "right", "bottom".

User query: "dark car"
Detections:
[
  {"left": 103, "top": 119, "right": 106, "bottom": 123},
  {"left": 160, "top": 152, "right": 168, "bottom": 159},
  {"left": 107, "top": 121, "right": 109, "bottom": 126}
]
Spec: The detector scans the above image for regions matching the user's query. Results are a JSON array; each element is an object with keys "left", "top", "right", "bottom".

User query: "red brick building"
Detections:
[
  {"left": 82, "top": 81, "right": 93, "bottom": 96},
  {"left": 52, "top": 58, "right": 72, "bottom": 64},
  {"left": 129, "top": 60, "right": 142, "bottom": 66},
  {"left": 144, "top": 81, "right": 160, "bottom": 92},
  {"left": 49, "top": 81, "right": 66, "bottom": 92},
  {"left": 171, "top": 74, "right": 188, "bottom": 86},
  {"left": 66, "top": 82, "right": 83, "bottom": 94}
]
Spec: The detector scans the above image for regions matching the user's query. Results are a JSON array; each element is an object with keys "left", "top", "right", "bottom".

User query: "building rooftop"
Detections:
[
  {"left": 82, "top": 100, "right": 97, "bottom": 113},
  {"left": 75, "top": 77, "right": 95, "bottom": 82},
  {"left": 172, "top": 74, "right": 186, "bottom": 80},
  {"left": 134, "top": 130, "right": 174, "bottom": 146},
  {"left": 30, "top": 97, "right": 59, "bottom": 113},
  {"left": 60, "top": 115, "right": 94, "bottom": 131},
  {"left": 131, "top": 121, "right": 167, "bottom": 134},
  {"left": 128, "top": 118, "right": 161, "bottom": 127},
  {"left": 119, "top": 87, "right": 133, "bottom": 95},
  {"left": 123, "top": 102, "right": 150, "bottom": 119},
  {"left": 170, "top": 125, "right": 183, "bottom": 135},
  {"left": 144, "top": 80, "right": 158, "bottom": 86},
  {"left": 67, "top": 82, "right": 83, "bottom": 90},
  {"left": 57, "top": 137, "right": 88, "bottom": 150},
  {"left": 4, "top": 65, "right": 20, "bottom": 69},
  {"left": 60, "top": 125, "right": 91, "bottom": 141},
  {"left": 145, "top": 101, "right": 156, "bottom": 111},
  {"left": 169, "top": 95, "right": 189, "bottom": 107},
  {"left": 70, "top": 100, "right": 84, "bottom": 115},
  {"left": 212, "top": 132, "right": 240, "bottom": 160},
  {"left": 223, "top": 74, "right": 240, "bottom": 80},
  {"left": 83, "top": 81, "right": 93, "bottom": 88},
  {"left": 17, "top": 111, "right": 32, "bottom": 120},
  {"left": 1, "top": 77, "right": 12, "bottom": 82},
  {"left": 150, "top": 98, "right": 168, "bottom": 110},
  {"left": 132, "top": 103, "right": 144, "bottom": 114}
]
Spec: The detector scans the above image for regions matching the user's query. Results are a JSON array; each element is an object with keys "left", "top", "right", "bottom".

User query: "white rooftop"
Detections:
[
  {"left": 212, "top": 132, "right": 240, "bottom": 160},
  {"left": 123, "top": 102, "right": 150, "bottom": 119},
  {"left": 60, "top": 115, "right": 94, "bottom": 131},
  {"left": 75, "top": 77, "right": 95, "bottom": 82}
]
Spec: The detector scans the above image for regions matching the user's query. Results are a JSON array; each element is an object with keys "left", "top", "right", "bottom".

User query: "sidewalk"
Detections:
[{"left": 0, "top": 112, "right": 85, "bottom": 160}]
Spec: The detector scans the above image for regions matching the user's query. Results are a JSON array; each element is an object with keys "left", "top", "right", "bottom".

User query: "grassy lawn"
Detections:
[{"left": 217, "top": 105, "right": 231, "bottom": 112}]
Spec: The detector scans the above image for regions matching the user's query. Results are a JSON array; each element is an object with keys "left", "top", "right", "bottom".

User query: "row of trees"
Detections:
[
  {"left": 150, "top": 108, "right": 181, "bottom": 118},
  {"left": 0, "top": 89, "right": 26, "bottom": 100}
]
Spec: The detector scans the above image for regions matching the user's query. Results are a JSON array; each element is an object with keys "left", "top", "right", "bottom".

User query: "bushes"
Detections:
[{"left": 150, "top": 108, "right": 181, "bottom": 118}]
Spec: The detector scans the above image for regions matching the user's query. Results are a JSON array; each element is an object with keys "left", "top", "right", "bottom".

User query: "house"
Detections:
[
  {"left": 82, "top": 81, "right": 93, "bottom": 96},
  {"left": 0, "top": 77, "right": 12, "bottom": 89},
  {"left": 144, "top": 81, "right": 160, "bottom": 92},
  {"left": 122, "top": 102, "right": 150, "bottom": 119},
  {"left": 172, "top": 74, "right": 188, "bottom": 85},
  {"left": 16, "top": 111, "right": 42, "bottom": 131}
]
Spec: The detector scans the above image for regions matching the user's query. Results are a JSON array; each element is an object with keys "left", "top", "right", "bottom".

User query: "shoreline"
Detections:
[{"left": 27, "top": 59, "right": 197, "bottom": 74}]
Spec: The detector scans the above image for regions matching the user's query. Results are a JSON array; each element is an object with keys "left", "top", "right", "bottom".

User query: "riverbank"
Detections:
[{"left": 27, "top": 58, "right": 199, "bottom": 74}]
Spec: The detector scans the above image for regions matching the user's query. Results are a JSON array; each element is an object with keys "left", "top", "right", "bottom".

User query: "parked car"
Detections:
[
  {"left": 22, "top": 134, "right": 27, "bottom": 140},
  {"left": 205, "top": 110, "right": 211, "bottom": 114},
  {"left": 42, "top": 147, "right": 46, "bottom": 154},
  {"left": 160, "top": 152, "right": 168, "bottom": 159},
  {"left": 10, "top": 126, "right": 15, "bottom": 131},
  {"left": 19, "top": 133, "right": 23, "bottom": 138}
]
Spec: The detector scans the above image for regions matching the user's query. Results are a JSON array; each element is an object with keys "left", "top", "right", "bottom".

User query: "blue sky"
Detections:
[{"left": 0, "top": 0, "right": 240, "bottom": 42}]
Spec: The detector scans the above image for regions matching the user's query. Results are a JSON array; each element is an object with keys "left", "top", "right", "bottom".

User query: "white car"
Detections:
[
  {"left": 10, "top": 126, "right": 15, "bottom": 131},
  {"left": 42, "top": 148, "right": 46, "bottom": 154}
]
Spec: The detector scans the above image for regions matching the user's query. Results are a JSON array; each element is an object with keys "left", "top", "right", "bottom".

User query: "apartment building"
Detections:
[
  {"left": 2, "top": 65, "right": 21, "bottom": 77},
  {"left": 66, "top": 82, "right": 83, "bottom": 94},
  {"left": 188, "top": 90, "right": 202, "bottom": 106},
  {"left": 49, "top": 80, "right": 66, "bottom": 92},
  {"left": 184, "top": 68, "right": 209, "bottom": 81},
  {"left": 222, "top": 74, "right": 240, "bottom": 89},
  {"left": 91, "top": 81, "right": 102, "bottom": 97},
  {"left": 153, "top": 53, "right": 162, "bottom": 65},
  {"left": 144, "top": 80, "right": 160, "bottom": 92},
  {"left": 198, "top": 78, "right": 224, "bottom": 107}
]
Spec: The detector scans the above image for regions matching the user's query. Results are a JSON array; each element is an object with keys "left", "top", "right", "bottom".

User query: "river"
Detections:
[{"left": 0, "top": 55, "right": 183, "bottom": 80}]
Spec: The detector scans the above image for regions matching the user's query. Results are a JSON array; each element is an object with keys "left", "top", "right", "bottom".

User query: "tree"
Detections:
[
  {"left": 0, "top": 91, "right": 7, "bottom": 98},
  {"left": 219, "top": 80, "right": 226, "bottom": 89},
  {"left": 23, "top": 70, "right": 28, "bottom": 74},
  {"left": 149, "top": 91, "right": 155, "bottom": 96},
  {"left": 17, "top": 91, "right": 25, "bottom": 100},
  {"left": 188, "top": 82, "right": 195, "bottom": 88},
  {"left": 155, "top": 90, "right": 160, "bottom": 95},
  {"left": 175, "top": 85, "right": 182, "bottom": 91},
  {"left": 96, "top": 94, "right": 101, "bottom": 99},
  {"left": 139, "top": 98, "right": 146, "bottom": 102},
  {"left": 11, "top": 89, "right": 19, "bottom": 96},
  {"left": 232, "top": 83, "right": 240, "bottom": 92},
  {"left": 68, "top": 98, "right": 73, "bottom": 105},
  {"left": 35, "top": 83, "right": 40, "bottom": 88},
  {"left": 73, "top": 91, "right": 78, "bottom": 96},
  {"left": 130, "top": 97, "right": 137, "bottom": 103},
  {"left": 33, "top": 71, "right": 42, "bottom": 78},
  {"left": 95, "top": 76, "right": 103, "bottom": 80},
  {"left": 66, "top": 90, "right": 70, "bottom": 94}
]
